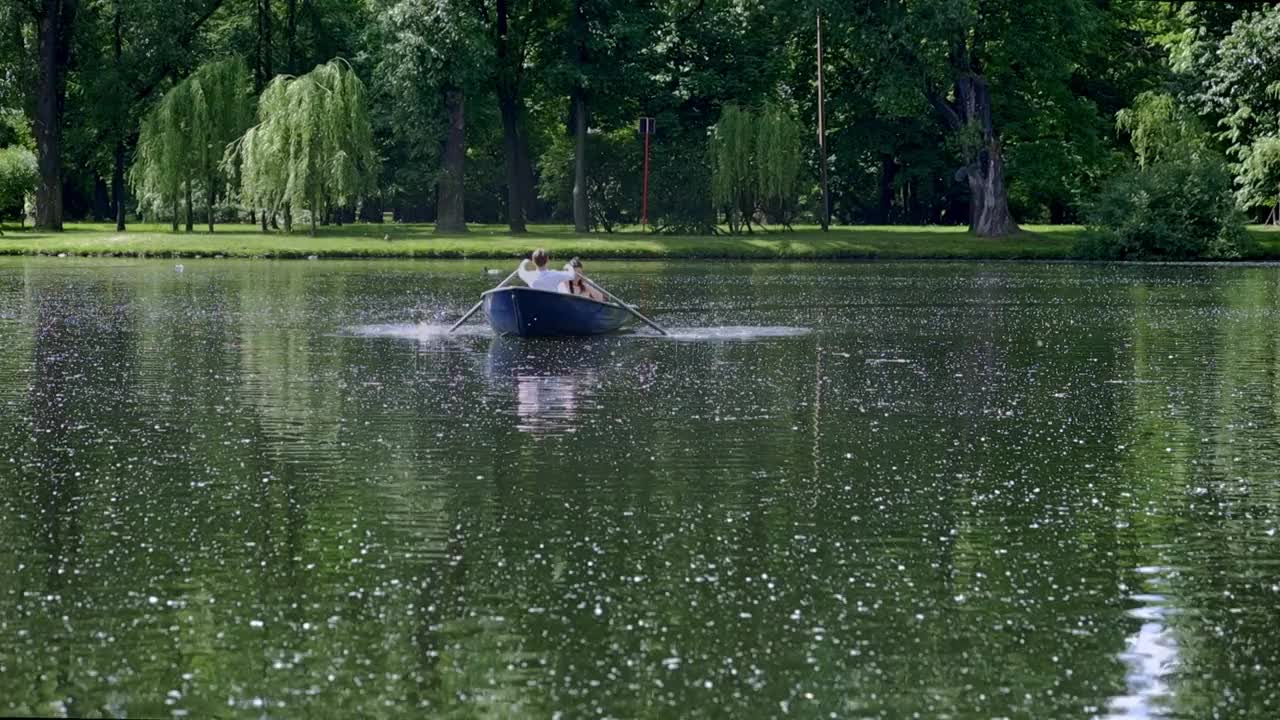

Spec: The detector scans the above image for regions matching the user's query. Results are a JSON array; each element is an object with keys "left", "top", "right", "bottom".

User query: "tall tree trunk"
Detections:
[
  {"left": 112, "top": 0, "right": 125, "bottom": 231},
  {"left": 254, "top": 0, "right": 274, "bottom": 90},
  {"left": 286, "top": 0, "right": 297, "bottom": 74},
  {"left": 956, "top": 76, "right": 1016, "bottom": 237},
  {"left": 516, "top": 123, "right": 537, "bottom": 222},
  {"left": 498, "top": 93, "right": 526, "bottom": 233},
  {"left": 171, "top": 194, "right": 178, "bottom": 232},
  {"left": 261, "top": 208, "right": 269, "bottom": 231},
  {"left": 572, "top": 92, "right": 589, "bottom": 233},
  {"left": 184, "top": 182, "right": 193, "bottom": 232},
  {"left": 965, "top": 136, "right": 1017, "bottom": 237},
  {"left": 112, "top": 143, "right": 126, "bottom": 232},
  {"left": 927, "top": 60, "right": 1019, "bottom": 237},
  {"left": 207, "top": 174, "right": 215, "bottom": 232},
  {"left": 571, "top": 0, "right": 589, "bottom": 233},
  {"left": 263, "top": 0, "right": 272, "bottom": 80},
  {"left": 33, "top": 0, "right": 78, "bottom": 231},
  {"left": 255, "top": 0, "right": 263, "bottom": 88},
  {"left": 435, "top": 86, "right": 468, "bottom": 234},
  {"left": 495, "top": 0, "right": 526, "bottom": 233}
]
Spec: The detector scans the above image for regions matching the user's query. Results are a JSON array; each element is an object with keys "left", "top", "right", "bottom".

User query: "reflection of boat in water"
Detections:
[
  {"left": 483, "top": 287, "right": 633, "bottom": 337},
  {"left": 484, "top": 337, "right": 618, "bottom": 435}
]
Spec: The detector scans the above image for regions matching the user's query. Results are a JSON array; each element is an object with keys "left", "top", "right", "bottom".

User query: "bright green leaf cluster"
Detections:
[
  {"left": 0, "top": 145, "right": 36, "bottom": 225},
  {"left": 229, "top": 59, "right": 378, "bottom": 234},
  {"left": 711, "top": 103, "right": 803, "bottom": 232},
  {"left": 131, "top": 58, "right": 253, "bottom": 224}
]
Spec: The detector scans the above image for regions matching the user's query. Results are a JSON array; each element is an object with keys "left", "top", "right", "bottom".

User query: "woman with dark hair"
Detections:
[{"left": 560, "top": 257, "right": 605, "bottom": 301}]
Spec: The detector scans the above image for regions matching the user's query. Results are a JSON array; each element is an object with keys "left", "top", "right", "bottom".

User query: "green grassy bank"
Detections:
[{"left": 0, "top": 222, "right": 1277, "bottom": 261}]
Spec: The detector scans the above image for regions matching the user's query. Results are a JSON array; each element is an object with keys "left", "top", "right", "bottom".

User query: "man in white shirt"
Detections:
[{"left": 517, "top": 248, "right": 579, "bottom": 292}]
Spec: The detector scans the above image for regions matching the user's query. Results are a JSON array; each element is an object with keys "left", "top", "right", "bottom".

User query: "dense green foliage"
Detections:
[
  {"left": 228, "top": 59, "right": 377, "bottom": 234},
  {"left": 1237, "top": 137, "right": 1280, "bottom": 223},
  {"left": 3, "top": 0, "right": 1280, "bottom": 246},
  {"left": 0, "top": 147, "right": 37, "bottom": 227},
  {"left": 710, "top": 104, "right": 804, "bottom": 233},
  {"left": 131, "top": 58, "right": 254, "bottom": 231},
  {"left": 710, "top": 105, "right": 757, "bottom": 234},
  {"left": 539, "top": 129, "right": 639, "bottom": 233},
  {"left": 1115, "top": 92, "right": 1208, "bottom": 169},
  {"left": 1084, "top": 154, "right": 1251, "bottom": 260}
]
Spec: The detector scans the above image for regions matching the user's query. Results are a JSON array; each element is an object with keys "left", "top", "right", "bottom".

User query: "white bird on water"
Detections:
[{"left": 174, "top": 264, "right": 184, "bottom": 273}]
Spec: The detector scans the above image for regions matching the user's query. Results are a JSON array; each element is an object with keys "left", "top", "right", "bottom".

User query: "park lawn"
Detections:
[
  {"left": 0, "top": 221, "right": 1275, "bottom": 261},
  {"left": 0, "top": 222, "right": 1083, "bottom": 260},
  {"left": 1247, "top": 223, "right": 1280, "bottom": 258}
]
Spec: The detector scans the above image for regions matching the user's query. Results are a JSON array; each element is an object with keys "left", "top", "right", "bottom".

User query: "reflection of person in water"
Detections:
[
  {"left": 486, "top": 337, "right": 619, "bottom": 435},
  {"left": 514, "top": 372, "right": 582, "bottom": 434}
]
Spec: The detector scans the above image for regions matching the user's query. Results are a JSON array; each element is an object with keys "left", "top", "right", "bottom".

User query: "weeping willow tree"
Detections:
[
  {"left": 711, "top": 103, "right": 804, "bottom": 234},
  {"left": 132, "top": 94, "right": 189, "bottom": 232},
  {"left": 228, "top": 58, "right": 377, "bottom": 235},
  {"left": 754, "top": 104, "right": 803, "bottom": 230},
  {"left": 131, "top": 58, "right": 253, "bottom": 232},
  {"left": 710, "top": 105, "right": 757, "bottom": 234},
  {"left": 1114, "top": 92, "right": 1208, "bottom": 168}
]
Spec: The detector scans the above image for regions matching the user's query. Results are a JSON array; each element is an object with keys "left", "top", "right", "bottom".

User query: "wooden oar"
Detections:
[
  {"left": 448, "top": 266, "right": 521, "bottom": 332},
  {"left": 581, "top": 275, "right": 669, "bottom": 336}
]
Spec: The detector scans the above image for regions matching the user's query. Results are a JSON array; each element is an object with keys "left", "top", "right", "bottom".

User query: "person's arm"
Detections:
[{"left": 516, "top": 259, "right": 537, "bottom": 287}]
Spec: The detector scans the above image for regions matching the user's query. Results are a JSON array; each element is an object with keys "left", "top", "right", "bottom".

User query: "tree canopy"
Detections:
[
  {"left": 131, "top": 57, "right": 253, "bottom": 231},
  {"left": 230, "top": 58, "right": 377, "bottom": 234},
  {"left": 4, "top": 0, "right": 1280, "bottom": 234}
]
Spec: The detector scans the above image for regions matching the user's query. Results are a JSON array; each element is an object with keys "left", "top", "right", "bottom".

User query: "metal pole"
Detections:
[
  {"left": 641, "top": 129, "right": 651, "bottom": 231},
  {"left": 817, "top": 9, "right": 831, "bottom": 232}
]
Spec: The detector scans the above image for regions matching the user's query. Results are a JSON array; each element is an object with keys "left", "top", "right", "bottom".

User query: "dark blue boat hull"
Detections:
[{"left": 483, "top": 287, "right": 633, "bottom": 337}]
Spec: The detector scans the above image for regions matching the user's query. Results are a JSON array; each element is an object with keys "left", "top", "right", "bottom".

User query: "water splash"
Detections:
[
  {"left": 341, "top": 322, "right": 493, "bottom": 339},
  {"left": 643, "top": 326, "right": 812, "bottom": 341},
  {"left": 343, "top": 323, "right": 811, "bottom": 342}
]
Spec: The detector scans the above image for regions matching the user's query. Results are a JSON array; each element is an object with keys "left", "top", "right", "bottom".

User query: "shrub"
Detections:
[
  {"left": 0, "top": 146, "right": 37, "bottom": 227},
  {"left": 649, "top": 131, "right": 716, "bottom": 234},
  {"left": 539, "top": 128, "right": 642, "bottom": 233},
  {"left": 1083, "top": 153, "right": 1251, "bottom": 260}
]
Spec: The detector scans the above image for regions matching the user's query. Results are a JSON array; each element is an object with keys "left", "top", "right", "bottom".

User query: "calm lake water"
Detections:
[{"left": 2, "top": 257, "right": 1280, "bottom": 718}]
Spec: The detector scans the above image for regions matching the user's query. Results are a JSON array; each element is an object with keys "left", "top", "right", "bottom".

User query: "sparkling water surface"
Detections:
[{"left": 2, "top": 257, "right": 1279, "bottom": 719}]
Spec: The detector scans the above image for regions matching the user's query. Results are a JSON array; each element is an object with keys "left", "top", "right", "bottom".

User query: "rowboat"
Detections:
[{"left": 483, "top": 286, "right": 634, "bottom": 337}]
